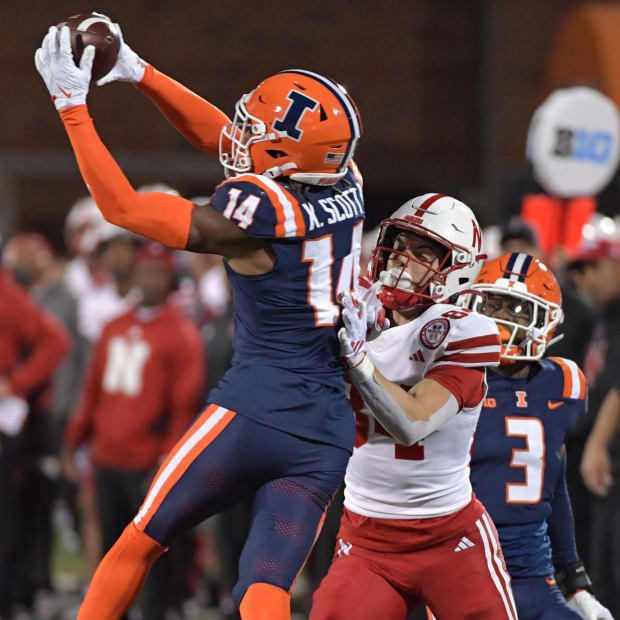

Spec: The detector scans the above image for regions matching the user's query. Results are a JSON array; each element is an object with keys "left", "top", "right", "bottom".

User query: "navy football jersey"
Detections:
[
  {"left": 207, "top": 163, "right": 364, "bottom": 450},
  {"left": 470, "top": 357, "right": 587, "bottom": 577}
]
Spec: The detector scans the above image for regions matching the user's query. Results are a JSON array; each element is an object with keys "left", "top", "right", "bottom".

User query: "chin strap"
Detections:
[
  {"left": 262, "top": 162, "right": 298, "bottom": 179},
  {"left": 547, "top": 333, "right": 565, "bottom": 348}
]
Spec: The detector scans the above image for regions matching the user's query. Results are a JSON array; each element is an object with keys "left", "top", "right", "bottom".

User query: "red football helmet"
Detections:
[
  {"left": 219, "top": 69, "right": 362, "bottom": 185},
  {"left": 466, "top": 252, "right": 564, "bottom": 363}
]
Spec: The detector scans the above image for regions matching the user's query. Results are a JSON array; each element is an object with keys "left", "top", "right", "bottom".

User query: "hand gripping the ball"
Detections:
[
  {"left": 35, "top": 26, "right": 94, "bottom": 110},
  {"left": 95, "top": 21, "right": 146, "bottom": 86}
]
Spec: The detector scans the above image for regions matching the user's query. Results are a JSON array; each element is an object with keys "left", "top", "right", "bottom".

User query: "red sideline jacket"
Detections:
[
  {"left": 65, "top": 303, "right": 205, "bottom": 470},
  {"left": 0, "top": 268, "right": 70, "bottom": 411}
]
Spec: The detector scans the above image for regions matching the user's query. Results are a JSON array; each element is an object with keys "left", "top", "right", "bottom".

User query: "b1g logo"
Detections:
[{"left": 552, "top": 127, "right": 613, "bottom": 163}]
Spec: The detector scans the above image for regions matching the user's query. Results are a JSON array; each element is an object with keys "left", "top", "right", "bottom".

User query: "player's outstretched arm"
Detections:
[
  {"left": 35, "top": 26, "right": 265, "bottom": 258},
  {"left": 97, "top": 22, "right": 230, "bottom": 156}
]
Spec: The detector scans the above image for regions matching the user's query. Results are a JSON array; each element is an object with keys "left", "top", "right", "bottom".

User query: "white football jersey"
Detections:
[{"left": 344, "top": 303, "right": 501, "bottom": 519}]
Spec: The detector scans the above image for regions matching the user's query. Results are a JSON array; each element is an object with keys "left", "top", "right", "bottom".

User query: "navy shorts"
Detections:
[{"left": 133, "top": 404, "right": 350, "bottom": 604}]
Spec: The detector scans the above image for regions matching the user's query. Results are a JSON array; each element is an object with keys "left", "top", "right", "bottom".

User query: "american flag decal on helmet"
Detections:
[{"left": 325, "top": 152, "right": 345, "bottom": 163}]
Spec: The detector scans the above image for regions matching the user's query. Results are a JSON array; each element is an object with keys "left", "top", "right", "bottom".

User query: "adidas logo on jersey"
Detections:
[
  {"left": 454, "top": 536, "right": 475, "bottom": 552},
  {"left": 409, "top": 349, "right": 426, "bottom": 362}
]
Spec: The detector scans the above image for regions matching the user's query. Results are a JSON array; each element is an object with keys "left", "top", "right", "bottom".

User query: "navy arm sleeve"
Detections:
[{"left": 548, "top": 450, "right": 581, "bottom": 569}]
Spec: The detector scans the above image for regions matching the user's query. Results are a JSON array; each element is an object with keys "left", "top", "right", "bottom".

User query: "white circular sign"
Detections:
[{"left": 526, "top": 87, "right": 620, "bottom": 197}]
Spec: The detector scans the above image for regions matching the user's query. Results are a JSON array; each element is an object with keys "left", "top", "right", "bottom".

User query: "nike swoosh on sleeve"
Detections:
[{"left": 547, "top": 400, "right": 565, "bottom": 409}]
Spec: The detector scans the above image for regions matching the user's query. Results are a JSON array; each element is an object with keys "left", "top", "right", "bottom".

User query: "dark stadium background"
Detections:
[{"left": 0, "top": 0, "right": 595, "bottom": 251}]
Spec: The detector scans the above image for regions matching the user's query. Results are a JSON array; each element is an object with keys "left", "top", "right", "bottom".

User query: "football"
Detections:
[{"left": 56, "top": 13, "right": 121, "bottom": 81}]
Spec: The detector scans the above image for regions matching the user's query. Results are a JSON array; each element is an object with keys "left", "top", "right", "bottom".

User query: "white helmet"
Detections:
[
  {"left": 369, "top": 193, "right": 486, "bottom": 309},
  {"left": 64, "top": 196, "right": 107, "bottom": 256}
]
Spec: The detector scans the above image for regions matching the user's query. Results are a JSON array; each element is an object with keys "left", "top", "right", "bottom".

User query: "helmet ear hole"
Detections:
[{"left": 266, "top": 150, "right": 288, "bottom": 159}]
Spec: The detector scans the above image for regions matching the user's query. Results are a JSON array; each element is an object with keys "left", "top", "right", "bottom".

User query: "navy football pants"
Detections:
[
  {"left": 132, "top": 404, "right": 350, "bottom": 606},
  {"left": 511, "top": 575, "right": 582, "bottom": 619}
]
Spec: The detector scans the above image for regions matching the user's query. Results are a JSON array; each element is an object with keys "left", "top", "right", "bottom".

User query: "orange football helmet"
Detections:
[
  {"left": 219, "top": 69, "right": 362, "bottom": 185},
  {"left": 466, "top": 252, "right": 564, "bottom": 363}
]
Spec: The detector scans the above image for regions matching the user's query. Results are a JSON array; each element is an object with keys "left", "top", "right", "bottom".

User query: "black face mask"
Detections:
[{"left": 11, "top": 265, "right": 35, "bottom": 289}]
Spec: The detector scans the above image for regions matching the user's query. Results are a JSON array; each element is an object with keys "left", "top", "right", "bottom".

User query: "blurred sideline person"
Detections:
[
  {"left": 35, "top": 16, "right": 364, "bottom": 620},
  {"left": 0, "top": 266, "right": 70, "bottom": 618},
  {"left": 1, "top": 232, "right": 86, "bottom": 616},
  {"left": 569, "top": 239, "right": 620, "bottom": 617},
  {"left": 581, "top": 385, "right": 620, "bottom": 619},
  {"left": 311, "top": 194, "right": 517, "bottom": 620},
  {"left": 63, "top": 242, "right": 205, "bottom": 620},
  {"left": 69, "top": 223, "right": 144, "bottom": 583},
  {"left": 79, "top": 227, "right": 142, "bottom": 344},
  {"left": 467, "top": 253, "right": 612, "bottom": 620},
  {"left": 63, "top": 195, "right": 109, "bottom": 301},
  {"left": 2, "top": 232, "right": 86, "bottom": 430}
]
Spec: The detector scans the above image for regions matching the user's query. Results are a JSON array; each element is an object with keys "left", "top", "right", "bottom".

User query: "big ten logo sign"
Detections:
[{"left": 553, "top": 127, "right": 613, "bottom": 163}]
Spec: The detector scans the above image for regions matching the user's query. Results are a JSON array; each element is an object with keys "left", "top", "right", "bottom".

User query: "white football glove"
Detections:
[
  {"left": 568, "top": 590, "right": 614, "bottom": 620},
  {"left": 35, "top": 26, "right": 95, "bottom": 110},
  {"left": 95, "top": 21, "right": 146, "bottom": 86},
  {"left": 358, "top": 275, "right": 390, "bottom": 341},
  {"left": 338, "top": 293, "right": 375, "bottom": 381}
]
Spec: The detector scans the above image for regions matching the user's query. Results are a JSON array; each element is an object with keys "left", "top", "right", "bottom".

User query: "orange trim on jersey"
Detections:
[
  {"left": 218, "top": 174, "right": 306, "bottom": 238},
  {"left": 577, "top": 367, "right": 586, "bottom": 399},
  {"left": 549, "top": 357, "right": 585, "bottom": 399},
  {"left": 134, "top": 405, "right": 236, "bottom": 529},
  {"left": 349, "top": 160, "right": 363, "bottom": 186},
  {"left": 280, "top": 182, "right": 307, "bottom": 238}
]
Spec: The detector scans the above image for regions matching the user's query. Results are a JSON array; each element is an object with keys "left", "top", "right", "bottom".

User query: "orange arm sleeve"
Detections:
[
  {"left": 135, "top": 65, "right": 231, "bottom": 155},
  {"left": 59, "top": 105, "right": 194, "bottom": 249}
]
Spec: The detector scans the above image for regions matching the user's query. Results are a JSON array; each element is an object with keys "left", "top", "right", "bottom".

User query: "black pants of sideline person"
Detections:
[{"left": 94, "top": 464, "right": 192, "bottom": 620}]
